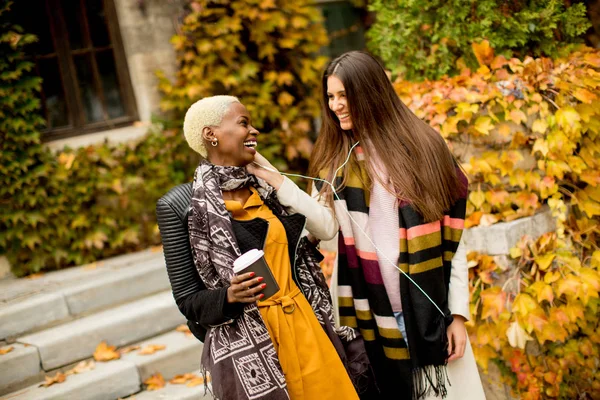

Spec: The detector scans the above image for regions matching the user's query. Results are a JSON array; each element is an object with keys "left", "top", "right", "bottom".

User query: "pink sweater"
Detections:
[{"left": 368, "top": 160, "right": 403, "bottom": 312}]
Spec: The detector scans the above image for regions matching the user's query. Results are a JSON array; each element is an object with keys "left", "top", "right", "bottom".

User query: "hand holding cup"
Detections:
[{"left": 227, "top": 272, "right": 266, "bottom": 304}]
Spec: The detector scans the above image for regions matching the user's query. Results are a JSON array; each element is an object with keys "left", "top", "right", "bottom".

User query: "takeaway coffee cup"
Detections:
[{"left": 233, "top": 249, "right": 279, "bottom": 301}]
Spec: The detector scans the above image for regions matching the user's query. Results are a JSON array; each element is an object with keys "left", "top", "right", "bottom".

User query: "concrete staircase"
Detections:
[{"left": 0, "top": 250, "right": 212, "bottom": 400}]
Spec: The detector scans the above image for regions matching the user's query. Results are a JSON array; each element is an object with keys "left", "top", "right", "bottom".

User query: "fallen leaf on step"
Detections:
[
  {"left": 144, "top": 373, "right": 166, "bottom": 391},
  {"left": 187, "top": 375, "right": 210, "bottom": 387},
  {"left": 65, "top": 360, "right": 96, "bottom": 375},
  {"left": 119, "top": 345, "right": 140, "bottom": 354},
  {"left": 176, "top": 324, "right": 192, "bottom": 337},
  {"left": 39, "top": 372, "right": 67, "bottom": 387},
  {"left": 0, "top": 346, "right": 14, "bottom": 355},
  {"left": 170, "top": 373, "right": 198, "bottom": 384},
  {"left": 138, "top": 344, "right": 166, "bottom": 355},
  {"left": 93, "top": 341, "right": 121, "bottom": 361},
  {"left": 26, "top": 272, "right": 45, "bottom": 280}
]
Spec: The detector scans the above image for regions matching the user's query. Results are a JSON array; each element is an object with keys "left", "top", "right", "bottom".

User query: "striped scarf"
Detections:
[{"left": 317, "top": 147, "right": 467, "bottom": 399}]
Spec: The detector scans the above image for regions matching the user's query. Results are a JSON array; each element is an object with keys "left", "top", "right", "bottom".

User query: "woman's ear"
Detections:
[{"left": 202, "top": 126, "right": 216, "bottom": 143}]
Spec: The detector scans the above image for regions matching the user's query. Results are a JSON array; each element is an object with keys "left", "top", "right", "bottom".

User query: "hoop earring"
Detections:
[{"left": 211, "top": 140, "right": 218, "bottom": 147}]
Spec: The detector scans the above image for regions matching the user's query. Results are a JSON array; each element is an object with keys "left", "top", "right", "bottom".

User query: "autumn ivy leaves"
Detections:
[{"left": 394, "top": 41, "right": 600, "bottom": 399}]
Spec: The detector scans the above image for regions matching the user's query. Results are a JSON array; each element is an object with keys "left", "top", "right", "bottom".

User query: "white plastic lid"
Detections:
[{"left": 233, "top": 249, "right": 265, "bottom": 273}]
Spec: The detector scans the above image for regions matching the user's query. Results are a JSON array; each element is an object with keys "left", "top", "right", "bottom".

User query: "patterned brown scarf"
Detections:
[{"left": 188, "top": 160, "right": 369, "bottom": 400}]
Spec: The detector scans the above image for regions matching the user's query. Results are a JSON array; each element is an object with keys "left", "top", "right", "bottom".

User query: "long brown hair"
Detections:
[{"left": 309, "top": 51, "right": 465, "bottom": 222}]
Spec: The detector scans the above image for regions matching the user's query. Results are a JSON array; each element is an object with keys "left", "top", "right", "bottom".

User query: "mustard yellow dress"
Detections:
[{"left": 224, "top": 188, "right": 358, "bottom": 400}]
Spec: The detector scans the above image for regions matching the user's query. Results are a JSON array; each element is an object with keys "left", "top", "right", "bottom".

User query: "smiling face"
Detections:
[
  {"left": 204, "top": 102, "right": 259, "bottom": 167},
  {"left": 327, "top": 75, "right": 352, "bottom": 131}
]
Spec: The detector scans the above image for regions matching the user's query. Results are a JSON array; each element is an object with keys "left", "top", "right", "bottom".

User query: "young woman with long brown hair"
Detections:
[{"left": 309, "top": 51, "right": 485, "bottom": 399}]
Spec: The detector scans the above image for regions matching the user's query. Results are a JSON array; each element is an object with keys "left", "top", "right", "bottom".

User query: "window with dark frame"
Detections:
[{"left": 12, "top": 0, "right": 138, "bottom": 141}]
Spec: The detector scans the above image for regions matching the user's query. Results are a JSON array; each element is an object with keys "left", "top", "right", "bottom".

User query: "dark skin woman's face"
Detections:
[{"left": 204, "top": 102, "right": 259, "bottom": 167}]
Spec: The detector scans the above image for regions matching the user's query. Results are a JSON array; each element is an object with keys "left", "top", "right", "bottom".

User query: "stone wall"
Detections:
[{"left": 113, "top": 0, "right": 184, "bottom": 123}]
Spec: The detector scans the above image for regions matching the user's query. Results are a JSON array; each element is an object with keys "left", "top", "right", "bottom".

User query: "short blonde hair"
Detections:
[{"left": 183, "top": 95, "right": 240, "bottom": 156}]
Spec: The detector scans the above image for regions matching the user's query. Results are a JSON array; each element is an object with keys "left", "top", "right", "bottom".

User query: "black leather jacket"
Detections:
[{"left": 156, "top": 182, "right": 323, "bottom": 342}]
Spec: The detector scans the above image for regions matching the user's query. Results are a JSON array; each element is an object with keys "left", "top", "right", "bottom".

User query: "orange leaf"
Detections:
[
  {"left": 65, "top": 360, "right": 96, "bottom": 376},
  {"left": 138, "top": 344, "right": 166, "bottom": 355},
  {"left": 144, "top": 373, "right": 166, "bottom": 391},
  {"left": 472, "top": 40, "right": 494, "bottom": 66},
  {"left": 119, "top": 345, "right": 140, "bottom": 354},
  {"left": 170, "top": 373, "right": 198, "bottom": 384},
  {"left": 93, "top": 341, "right": 120, "bottom": 362},
  {"left": 465, "top": 211, "right": 483, "bottom": 228},
  {"left": 508, "top": 109, "right": 527, "bottom": 125},
  {"left": 491, "top": 55, "right": 508, "bottom": 70},
  {"left": 480, "top": 287, "right": 506, "bottom": 320},
  {"left": 187, "top": 375, "right": 210, "bottom": 387},
  {"left": 175, "top": 324, "right": 193, "bottom": 337},
  {"left": 557, "top": 275, "right": 581, "bottom": 298},
  {"left": 0, "top": 346, "right": 14, "bottom": 355},
  {"left": 39, "top": 372, "right": 67, "bottom": 387},
  {"left": 572, "top": 88, "right": 597, "bottom": 104}
]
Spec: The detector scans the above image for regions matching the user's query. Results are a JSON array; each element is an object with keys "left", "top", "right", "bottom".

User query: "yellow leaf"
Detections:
[
  {"left": 474, "top": 116, "right": 493, "bottom": 135},
  {"left": 580, "top": 269, "right": 600, "bottom": 291},
  {"left": 512, "top": 293, "right": 537, "bottom": 317},
  {"left": 472, "top": 40, "right": 494, "bottom": 66},
  {"left": 580, "top": 200, "right": 600, "bottom": 218},
  {"left": 0, "top": 346, "right": 14, "bottom": 355},
  {"left": 532, "top": 138, "right": 550, "bottom": 157},
  {"left": 138, "top": 344, "right": 166, "bottom": 355},
  {"left": 469, "top": 191, "right": 486, "bottom": 209},
  {"left": 144, "top": 373, "right": 166, "bottom": 391},
  {"left": 93, "top": 341, "right": 120, "bottom": 362},
  {"left": 506, "top": 321, "right": 532, "bottom": 349},
  {"left": 531, "top": 119, "right": 548, "bottom": 134},
  {"left": 555, "top": 106, "right": 581, "bottom": 129},
  {"left": 277, "top": 92, "right": 294, "bottom": 107},
  {"left": 534, "top": 254, "right": 555, "bottom": 271},
  {"left": 509, "top": 247, "right": 523, "bottom": 259}
]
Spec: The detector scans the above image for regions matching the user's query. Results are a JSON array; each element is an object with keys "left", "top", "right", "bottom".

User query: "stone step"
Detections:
[
  {"left": 129, "top": 370, "right": 214, "bottom": 400},
  {"left": 0, "top": 359, "right": 141, "bottom": 400},
  {"left": 0, "top": 343, "right": 43, "bottom": 396},
  {"left": 120, "top": 330, "right": 203, "bottom": 382},
  {"left": 0, "top": 251, "right": 170, "bottom": 340},
  {"left": 18, "top": 291, "right": 185, "bottom": 371}
]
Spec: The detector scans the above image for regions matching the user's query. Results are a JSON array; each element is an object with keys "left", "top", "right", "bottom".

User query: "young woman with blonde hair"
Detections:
[{"left": 157, "top": 95, "right": 368, "bottom": 400}]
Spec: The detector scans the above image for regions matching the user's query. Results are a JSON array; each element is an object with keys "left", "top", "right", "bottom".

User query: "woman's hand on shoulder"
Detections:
[
  {"left": 446, "top": 314, "right": 467, "bottom": 362},
  {"left": 227, "top": 272, "right": 267, "bottom": 304},
  {"left": 246, "top": 152, "right": 284, "bottom": 190}
]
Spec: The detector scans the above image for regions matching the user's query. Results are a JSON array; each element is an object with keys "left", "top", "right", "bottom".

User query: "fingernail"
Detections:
[
  {"left": 262, "top": 284, "right": 267, "bottom": 288},
  {"left": 257, "top": 277, "right": 264, "bottom": 282},
  {"left": 249, "top": 272, "right": 255, "bottom": 277},
  {"left": 260, "top": 294, "right": 265, "bottom": 298}
]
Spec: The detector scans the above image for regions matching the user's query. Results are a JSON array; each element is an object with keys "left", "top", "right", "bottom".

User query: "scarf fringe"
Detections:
[
  {"left": 200, "top": 364, "right": 217, "bottom": 400},
  {"left": 412, "top": 364, "right": 451, "bottom": 400}
]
